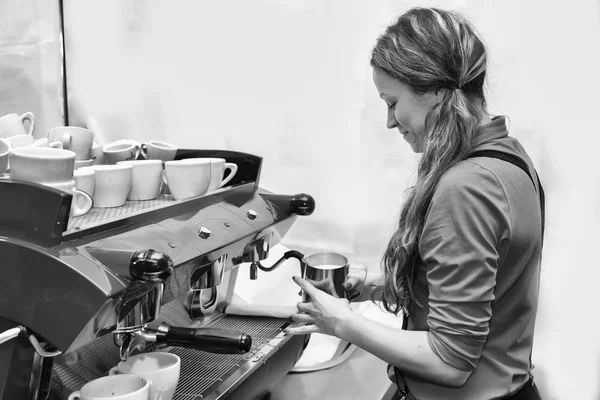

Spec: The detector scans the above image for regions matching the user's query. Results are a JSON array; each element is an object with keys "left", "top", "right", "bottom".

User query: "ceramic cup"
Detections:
[
  {"left": 163, "top": 159, "right": 211, "bottom": 201},
  {"left": 183, "top": 158, "right": 238, "bottom": 192},
  {"left": 68, "top": 374, "right": 149, "bottom": 400},
  {"left": 44, "top": 180, "right": 93, "bottom": 217},
  {"left": 48, "top": 126, "right": 94, "bottom": 161},
  {"left": 91, "top": 142, "right": 105, "bottom": 165},
  {"left": 103, "top": 141, "right": 141, "bottom": 165},
  {"left": 81, "top": 164, "right": 132, "bottom": 208},
  {"left": 109, "top": 352, "right": 180, "bottom": 400},
  {"left": 0, "top": 112, "right": 35, "bottom": 138},
  {"left": 6, "top": 134, "right": 34, "bottom": 148},
  {"left": 9, "top": 147, "right": 76, "bottom": 184},
  {"left": 75, "top": 159, "right": 94, "bottom": 170},
  {"left": 140, "top": 140, "right": 177, "bottom": 162},
  {"left": 74, "top": 168, "right": 96, "bottom": 197},
  {"left": 116, "top": 160, "right": 163, "bottom": 201},
  {"left": 0, "top": 139, "right": 9, "bottom": 174}
]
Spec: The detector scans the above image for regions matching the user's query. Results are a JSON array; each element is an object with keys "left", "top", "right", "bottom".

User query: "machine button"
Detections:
[
  {"left": 246, "top": 210, "right": 257, "bottom": 220},
  {"left": 197, "top": 227, "right": 211, "bottom": 239}
]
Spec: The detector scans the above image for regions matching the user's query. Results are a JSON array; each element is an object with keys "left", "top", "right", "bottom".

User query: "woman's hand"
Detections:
[
  {"left": 343, "top": 264, "right": 369, "bottom": 301},
  {"left": 285, "top": 276, "right": 355, "bottom": 337}
]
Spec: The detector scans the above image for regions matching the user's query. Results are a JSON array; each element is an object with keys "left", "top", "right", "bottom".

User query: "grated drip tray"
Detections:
[{"left": 51, "top": 314, "right": 290, "bottom": 400}]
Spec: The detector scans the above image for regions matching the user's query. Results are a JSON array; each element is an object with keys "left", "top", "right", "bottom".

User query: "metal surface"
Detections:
[{"left": 51, "top": 294, "right": 294, "bottom": 400}]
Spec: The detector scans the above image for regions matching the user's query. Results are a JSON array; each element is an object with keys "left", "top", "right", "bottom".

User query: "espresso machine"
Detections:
[{"left": 0, "top": 149, "right": 315, "bottom": 400}]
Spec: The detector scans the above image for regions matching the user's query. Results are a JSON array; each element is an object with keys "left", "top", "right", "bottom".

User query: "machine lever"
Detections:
[{"left": 156, "top": 323, "right": 252, "bottom": 354}]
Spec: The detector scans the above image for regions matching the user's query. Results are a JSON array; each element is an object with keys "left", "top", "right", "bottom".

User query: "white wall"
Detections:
[{"left": 59, "top": 1, "right": 600, "bottom": 398}]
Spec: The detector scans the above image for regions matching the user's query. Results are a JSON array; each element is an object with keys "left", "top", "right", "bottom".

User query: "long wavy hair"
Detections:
[{"left": 370, "top": 8, "right": 488, "bottom": 316}]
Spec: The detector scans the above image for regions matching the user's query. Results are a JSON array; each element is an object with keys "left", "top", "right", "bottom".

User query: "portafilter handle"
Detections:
[{"left": 155, "top": 323, "right": 252, "bottom": 354}]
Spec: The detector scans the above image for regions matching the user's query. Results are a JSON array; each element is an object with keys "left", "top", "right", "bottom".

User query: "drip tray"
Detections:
[
  {"left": 51, "top": 315, "right": 297, "bottom": 400},
  {"left": 171, "top": 315, "right": 290, "bottom": 400}
]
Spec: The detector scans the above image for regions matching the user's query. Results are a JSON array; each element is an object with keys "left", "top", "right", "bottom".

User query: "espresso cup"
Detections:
[
  {"left": 91, "top": 142, "right": 105, "bottom": 165},
  {"left": 48, "top": 126, "right": 94, "bottom": 160},
  {"left": 103, "top": 141, "right": 141, "bottom": 165},
  {"left": 163, "top": 159, "right": 211, "bottom": 201},
  {"left": 140, "top": 140, "right": 177, "bottom": 162},
  {"left": 44, "top": 180, "right": 93, "bottom": 217},
  {"left": 0, "top": 112, "right": 35, "bottom": 138},
  {"left": 9, "top": 147, "right": 76, "bottom": 184},
  {"left": 75, "top": 159, "right": 94, "bottom": 169},
  {"left": 74, "top": 168, "right": 96, "bottom": 196},
  {"left": 6, "top": 134, "right": 34, "bottom": 148},
  {"left": 81, "top": 164, "right": 132, "bottom": 208},
  {"left": 0, "top": 139, "right": 9, "bottom": 174},
  {"left": 302, "top": 252, "right": 367, "bottom": 302},
  {"left": 117, "top": 160, "right": 163, "bottom": 201},
  {"left": 68, "top": 374, "right": 149, "bottom": 400},
  {"left": 109, "top": 352, "right": 180, "bottom": 400},
  {"left": 207, "top": 158, "right": 238, "bottom": 191}
]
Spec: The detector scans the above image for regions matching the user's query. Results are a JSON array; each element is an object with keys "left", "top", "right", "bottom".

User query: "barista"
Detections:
[{"left": 285, "top": 7, "right": 544, "bottom": 400}]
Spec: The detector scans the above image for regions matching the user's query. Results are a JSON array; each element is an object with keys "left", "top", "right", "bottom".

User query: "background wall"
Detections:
[{"left": 5, "top": 0, "right": 599, "bottom": 398}]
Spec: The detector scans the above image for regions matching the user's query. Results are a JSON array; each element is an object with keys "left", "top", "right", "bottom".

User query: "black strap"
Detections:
[
  {"left": 469, "top": 150, "right": 545, "bottom": 242},
  {"left": 394, "top": 150, "right": 545, "bottom": 398}
]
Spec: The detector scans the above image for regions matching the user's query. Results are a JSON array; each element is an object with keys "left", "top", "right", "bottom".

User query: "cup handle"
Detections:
[
  {"left": 218, "top": 162, "right": 238, "bottom": 188},
  {"left": 161, "top": 169, "right": 169, "bottom": 186},
  {"left": 67, "top": 390, "right": 81, "bottom": 400},
  {"left": 346, "top": 266, "right": 368, "bottom": 301},
  {"left": 108, "top": 366, "right": 119, "bottom": 376},
  {"left": 140, "top": 143, "right": 148, "bottom": 159},
  {"left": 133, "top": 144, "right": 141, "bottom": 160},
  {"left": 19, "top": 112, "right": 35, "bottom": 136},
  {"left": 71, "top": 189, "right": 93, "bottom": 217}
]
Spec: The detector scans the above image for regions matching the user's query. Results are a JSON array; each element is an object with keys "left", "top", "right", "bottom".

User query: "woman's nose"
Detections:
[{"left": 386, "top": 109, "right": 398, "bottom": 129}]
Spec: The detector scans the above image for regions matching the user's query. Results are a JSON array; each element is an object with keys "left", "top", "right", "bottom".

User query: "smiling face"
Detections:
[{"left": 372, "top": 68, "right": 440, "bottom": 153}]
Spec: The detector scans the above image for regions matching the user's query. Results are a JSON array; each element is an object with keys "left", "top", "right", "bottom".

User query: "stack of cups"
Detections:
[{"left": 48, "top": 127, "right": 95, "bottom": 170}]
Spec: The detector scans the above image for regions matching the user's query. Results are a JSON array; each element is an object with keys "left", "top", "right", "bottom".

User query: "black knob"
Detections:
[
  {"left": 290, "top": 193, "right": 315, "bottom": 216},
  {"left": 129, "top": 249, "right": 174, "bottom": 282}
]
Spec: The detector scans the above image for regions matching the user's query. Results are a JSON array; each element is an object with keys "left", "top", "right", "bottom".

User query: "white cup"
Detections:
[
  {"left": 91, "top": 142, "right": 105, "bottom": 165},
  {"left": 6, "top": 134, "right": 34, "bottom": 148},
  {"left": 0, "top": 112, "right": 35, "bottom": 138},
  {"left": 74, "top": 168, "right": 96, "bottom": 197},
  {"left": 68, "top": 374, "right": 149, "bottom": 400},
  {"left": 117, "top": 160, "right": 163, "bottom": 201},
  {"left": 48, "top": 126, "right": 94, "bottom": 161},
  {"left": 109, "top": 352, "right": 180, "bottom": 400},
  {"left": 9, "top": 147, "right": 76, "bottom": 184},
  {"left": 44, "top": 180, "right": 93, "bottom": 217},
  {"left": 81, "top": 164, "right": 132, "bottom": 208},
  {"left": 103, "top": 141, "right": 141, "bottom": 165},
  {"left": 0, "top": 139, "right": 10, "bottom": 174},
  {"left": 163, "top": 159, "right": 211, "bottom": 201},
  {"left": 75, "top": 159, "right": 94, "bottom": 170},
  {"left": 140, "top": 140, "right": 177, "bottom": 162}
]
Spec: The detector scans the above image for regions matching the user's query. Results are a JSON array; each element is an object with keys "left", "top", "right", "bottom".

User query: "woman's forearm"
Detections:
[{"left": 336, "top": 312, "right": 470, "bottom": 387}]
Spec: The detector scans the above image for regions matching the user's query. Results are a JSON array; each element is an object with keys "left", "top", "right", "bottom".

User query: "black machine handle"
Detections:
[{"left": 156, "top": 323, "right": 252, "bottom": 354}]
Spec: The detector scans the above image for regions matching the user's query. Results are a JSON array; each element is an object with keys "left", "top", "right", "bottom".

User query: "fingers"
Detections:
[
  {"left": 296, "top": 301, "right": 315, "bottom": 314},
  {"left": 284, "top": 324, "right": 321, "bottom": 335},
  {"left": 291, "top": 313, "right": 315, "bottom": 324},
  {"left": 293, "top": 276, "right": 318, "bottom": 297}
]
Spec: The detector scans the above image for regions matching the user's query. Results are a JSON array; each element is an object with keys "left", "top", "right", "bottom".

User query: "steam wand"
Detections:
[{"left": 249, "top": 250, "right": 305, "bottom": 280}]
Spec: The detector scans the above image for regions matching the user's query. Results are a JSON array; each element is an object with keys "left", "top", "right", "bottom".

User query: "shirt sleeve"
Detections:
[{"left": 420, "top": 162, "right": 511, "bottom": 371}]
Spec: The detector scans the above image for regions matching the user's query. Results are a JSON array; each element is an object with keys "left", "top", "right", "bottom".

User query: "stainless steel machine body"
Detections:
[{"left": 0, "top": 150, "right": 314, "bottom": 400}]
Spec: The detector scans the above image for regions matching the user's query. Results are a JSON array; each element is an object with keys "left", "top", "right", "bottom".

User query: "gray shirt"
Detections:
[{"left": 398, "top": 117, "right": 543, "bottom": 399}]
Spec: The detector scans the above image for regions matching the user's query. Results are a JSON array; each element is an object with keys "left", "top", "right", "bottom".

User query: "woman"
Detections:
[{"left": 285, "top": 7, "right": 544, "bottom": 400}]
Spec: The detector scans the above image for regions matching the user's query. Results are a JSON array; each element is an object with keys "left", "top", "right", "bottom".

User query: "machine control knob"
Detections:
[
  {"left": 129, "top": 249, "right": 173, "bottom": 282},
  {"left": 198, "top": 227, "right": 211, "bottom": 239},
  {"left": 247, "top": 210, "right": 257, "bottom": 220},
  {"left": 290, "top": 193, "right": 316, "bottom": 216}
]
